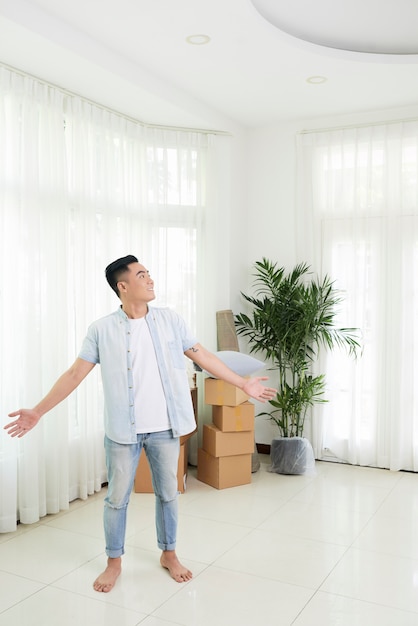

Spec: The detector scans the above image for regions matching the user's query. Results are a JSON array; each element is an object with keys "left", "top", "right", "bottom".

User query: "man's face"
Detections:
[{"left": 118, "top": 262, "right": 155, "bottom": 303}]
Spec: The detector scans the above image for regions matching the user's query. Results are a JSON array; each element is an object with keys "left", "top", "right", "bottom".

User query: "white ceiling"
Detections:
[{"left": 1, "top": 0, "right": 418, "bottom": 131}]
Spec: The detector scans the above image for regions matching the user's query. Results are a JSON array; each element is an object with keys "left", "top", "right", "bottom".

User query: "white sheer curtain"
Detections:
[
  {"left": 0, "top": 66, "right": 228, "bottom": 532},
  {"left": 297, "top": 121, "right": 418, "bottom": 471}
]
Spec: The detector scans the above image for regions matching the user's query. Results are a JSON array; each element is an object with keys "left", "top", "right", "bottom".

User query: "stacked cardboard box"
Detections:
[{"left": 197, "top": 378, "right": 255, "bottom": 489}]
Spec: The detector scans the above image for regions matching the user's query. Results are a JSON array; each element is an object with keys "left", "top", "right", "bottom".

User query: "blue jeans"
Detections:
[{"left": 103, "top": 430, "right": 180, "bottom": 558}]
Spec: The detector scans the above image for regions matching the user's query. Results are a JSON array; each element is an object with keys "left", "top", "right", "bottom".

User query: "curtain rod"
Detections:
[
  {"left": 298, "top": 115, "right": 418, "bottom": 135},
  {"left": 0, "top": 61, "right": 232, "bottom": 137}
]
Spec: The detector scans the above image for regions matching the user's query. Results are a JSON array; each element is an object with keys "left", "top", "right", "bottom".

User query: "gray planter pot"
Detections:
[{"left": 270, "top": 436, "right": 315, "bottom": 475}]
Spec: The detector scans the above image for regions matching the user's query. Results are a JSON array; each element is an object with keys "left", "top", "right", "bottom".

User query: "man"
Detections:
[{"left": 5, "top": 255, "right": 275, "bottom": 593}]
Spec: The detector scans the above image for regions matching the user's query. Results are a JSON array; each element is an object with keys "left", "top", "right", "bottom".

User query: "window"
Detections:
[
  {"left": 297, "top": 122, "right": 418, "bottom": 470},
  {"left": 0, "top": 65, "right": 225, "bottom": 531}
]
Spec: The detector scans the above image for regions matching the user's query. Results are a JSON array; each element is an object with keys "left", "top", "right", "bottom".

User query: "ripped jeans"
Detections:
[{"left": 103, "top": 430, "right": 180, "bottom": 558}]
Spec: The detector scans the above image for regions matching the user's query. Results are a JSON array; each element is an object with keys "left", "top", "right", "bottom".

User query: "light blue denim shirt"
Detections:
[{"left": 78, "top": 306, "right": 197, "bottom": 444}]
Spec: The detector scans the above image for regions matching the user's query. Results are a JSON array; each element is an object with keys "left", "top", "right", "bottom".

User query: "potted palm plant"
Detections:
[{"left": 235, "top": 258, "right": 360, "bottom": 474}]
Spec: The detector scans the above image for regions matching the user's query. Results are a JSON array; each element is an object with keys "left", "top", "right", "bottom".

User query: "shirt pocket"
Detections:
[{"left": 168, "top": 339, "right": 186, "bottom": 369}]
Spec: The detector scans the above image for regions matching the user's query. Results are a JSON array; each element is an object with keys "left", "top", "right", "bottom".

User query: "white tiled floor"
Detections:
[{"left": 1, "top": 455, "right": 418, "bottom": 625}]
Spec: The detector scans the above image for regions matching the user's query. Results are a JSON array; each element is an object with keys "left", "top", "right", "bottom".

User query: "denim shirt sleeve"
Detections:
[{"left": 78, "top": 324, "right": 100, "bottom": 364}]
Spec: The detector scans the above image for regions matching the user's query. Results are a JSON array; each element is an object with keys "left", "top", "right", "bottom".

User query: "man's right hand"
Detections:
[
  {"left": 4, "top": 409, "right": 42, "bottom": 438},
  {"left": 4, "top": 358, "right": 96, "bottom": 439}
]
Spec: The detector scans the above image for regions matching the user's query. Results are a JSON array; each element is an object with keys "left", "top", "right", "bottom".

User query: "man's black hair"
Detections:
[{"left": 105, "top": 255, "right": 138, "bottom": 297}]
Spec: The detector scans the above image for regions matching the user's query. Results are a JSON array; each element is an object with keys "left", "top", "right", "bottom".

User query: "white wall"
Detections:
[{"left": 225, "top": 124, "right": 299, "bottom": 446}]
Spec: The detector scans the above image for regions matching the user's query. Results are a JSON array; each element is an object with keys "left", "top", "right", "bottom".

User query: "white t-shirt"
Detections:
[{"left": 129, "top": 317, "right": 171, "bottom": 434}]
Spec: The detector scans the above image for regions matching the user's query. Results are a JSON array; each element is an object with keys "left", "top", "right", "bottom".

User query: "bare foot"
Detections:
[
  {"left": 93, "top": 557, "right": 121, "bottom": 593},
  {"left": 160, "top": 550, "right": 192, "bottom": 582}
]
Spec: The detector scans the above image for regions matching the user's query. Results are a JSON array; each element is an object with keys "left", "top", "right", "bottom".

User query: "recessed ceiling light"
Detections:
[
  {"left": 186, "top": 34, "right": 211, "bottom": 45},
  {"left": 306, "top": 75, "right": 327, "bottom": 84}
]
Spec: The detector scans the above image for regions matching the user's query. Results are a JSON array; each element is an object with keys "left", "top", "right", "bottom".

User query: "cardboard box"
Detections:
[
  {"left": 202, "top": 423, "right": 254, "bottom": 457},
  {"left": 204, "top": 378, "right": 249, "bottom": 407},
  {"left": 134, "top": 442, "right": 188, "bottom": 494},
  {"left": 197, "top": 448, "right": 252, "bottom": 489},
  {"left": 180, "top": 387, "right": 198, "bottom": 446},
  {"left": 212, "top": 402, "right": 255, "bottom": 432}
]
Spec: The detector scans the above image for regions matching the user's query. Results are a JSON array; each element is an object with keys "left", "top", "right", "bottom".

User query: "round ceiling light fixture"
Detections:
[
  {"left": 251, "top": 0, "right": 418, "bottom": 58},
  {"left": 186, "top": 34, "right": 211, "bottom": 45}
]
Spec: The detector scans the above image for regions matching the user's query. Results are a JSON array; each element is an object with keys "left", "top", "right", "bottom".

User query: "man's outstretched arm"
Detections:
[
  {"left": 5, "top": 358, "right": 96, "bottom": 438},
  {"left": 184, "top": 343, "right": 276, "bottom": 403}
]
